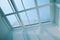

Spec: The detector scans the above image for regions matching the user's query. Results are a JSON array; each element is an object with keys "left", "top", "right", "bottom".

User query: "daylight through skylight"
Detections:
[{"left": 0, "top": 0, "right": 51, "bottom": 27}]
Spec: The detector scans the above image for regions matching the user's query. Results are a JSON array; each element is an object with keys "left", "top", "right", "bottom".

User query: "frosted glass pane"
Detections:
[
  {"left": 22, "top": 0, "right": 35, "bottom": 9},
  {"left": 26, "top": 9, "right": 38, "bottom": 24},
  {"left": 6, "top": 15, "right": 20, "bottom": 27},
  {"left": 39, "top": 6, "right": 51, "bottom": 22},
  {"left": 0, "top": 0, "right": 13, "bottom": 14},
  {"left": 14, "top": 0, "right": 24, "bottom": 11},
  {"left": 19, "top": 12, "right": 29, "bottom": 25},
  {"left": 37, "top": 0, "right": 50, "bottom": 6}
]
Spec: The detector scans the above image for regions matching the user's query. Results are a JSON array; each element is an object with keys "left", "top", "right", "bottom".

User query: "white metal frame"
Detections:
[{"left": 1, "top": 0, "right": 55, "bottom": 28}]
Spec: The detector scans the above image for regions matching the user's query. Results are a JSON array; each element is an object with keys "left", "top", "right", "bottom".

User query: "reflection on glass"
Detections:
[
  {"left": 14, "top": 0, "right": 24, "bottom": 11},
  {"left": 26, "top": 9, "right": 38, "bottom": 24},
  {"left": 37, "top": 0, "right": 50, "bottom": 6},
  {"left": 39, "top": 6, "right": 51, "bottom": 22},
  {"left": 0, "top": 0, "right": 13, "bottom": 14},
  {"left": 22, "top": 0, "right": 35, "bottom": 9},
  {"left": 19, "top": 12, "right": 29, "bottom": 25},
  {"left": 6, "top": 15, "right": 20, "bottom": 27}
]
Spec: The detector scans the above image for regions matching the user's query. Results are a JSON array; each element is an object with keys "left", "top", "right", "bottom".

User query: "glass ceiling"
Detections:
[{"left": 0, "top": 0, "right": 51, "bottom": 28}]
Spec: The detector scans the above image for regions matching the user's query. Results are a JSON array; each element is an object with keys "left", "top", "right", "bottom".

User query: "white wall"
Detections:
[
  {"left": 58, "top": 7, "right": 60, "bottom": 29},
  {"left": 55, "top": 0, "right": 60, "bottom": 28}
]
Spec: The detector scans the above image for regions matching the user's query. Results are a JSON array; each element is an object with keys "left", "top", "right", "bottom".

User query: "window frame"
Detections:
[{"left": 0, "top": 0, "right": 55, "bottom": 28}]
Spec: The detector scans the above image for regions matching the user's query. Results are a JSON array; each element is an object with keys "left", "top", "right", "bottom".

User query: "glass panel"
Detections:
[
  {"left": 26, "top": 9, "right": 38, "bottom": 24},
  {"left": 0, "top": 0, "right": 13, "bottom": 14},
  {"left": 6, "top": 15, "right": 21, "bottom": 27},
  {"left": 22, "top": 0, "right": 35, "bottom": 9},
  {"left": 39, "top": 6, "right": 51, "bottom": 22},
  {"left": 37, "top": 0, "right": 50, "bottom": 6},
  {"left": 14, "top": 0, "right": 24, "bottom": 11},
  {"left": 19, "top": 12, "right": 29, "bottom": 25}
]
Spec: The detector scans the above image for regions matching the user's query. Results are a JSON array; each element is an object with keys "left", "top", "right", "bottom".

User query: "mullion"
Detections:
[
  {"left": 14, "top": 20, "right": 51, "bottom": 28},
  {"left": 6, "top": 0, "right": 51, "bottom": 27},
  {"left": 8, "top": 0, "right": 20, "bottom": 27},
  {"left": 10, "top": 0, "right": 24, "bottom": 27},
  {"left": 34, "top": 0, "right": 41, "bottom": 26},
  {"left": 21, "top": 0, "right": 30, "bottom": 24},
  {"left": 5, "top": 4, "right": 50, "bottom": 16},
  {"left": 8, "top": 0, "right": 15, "bottom": 12},
  {"left": 5, "top": 7, "right": 35, "bottom": 16},
  {"left": 8, "top": 0, "right": 22, "bottom": 27},
  {"left": 13, "top": 23, "right": 39, "bottom": 28},
  {"left": 0, "top": 0, "right": 53, "bottom": 28},
  {"left": 11, "top": 0, "right": 30, "bottom": 39}
]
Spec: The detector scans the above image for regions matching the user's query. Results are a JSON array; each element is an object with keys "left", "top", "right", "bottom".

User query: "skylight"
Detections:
[{"left": 0, "top": 0, "right": 51, "bottom": 28}]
